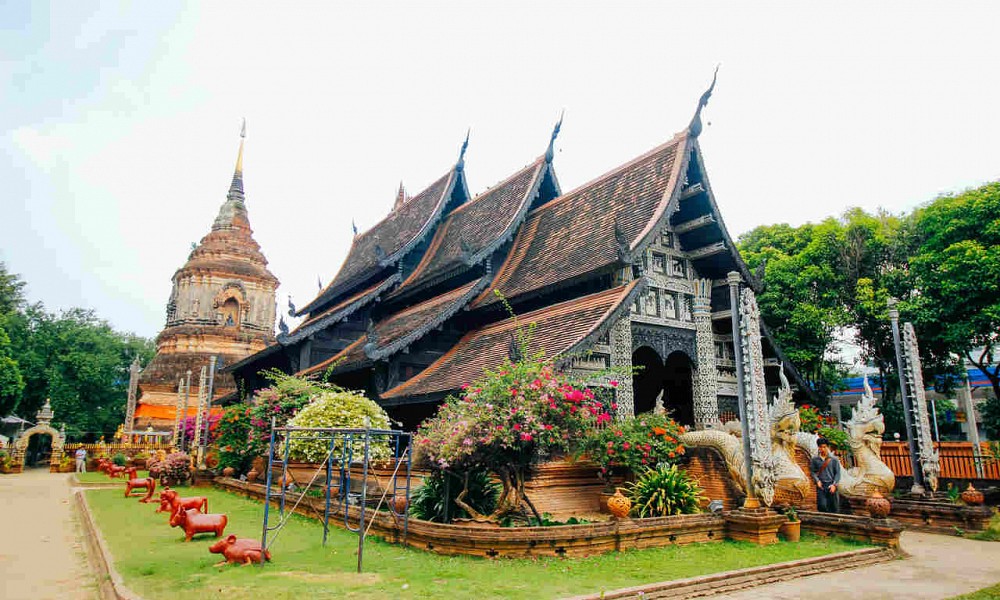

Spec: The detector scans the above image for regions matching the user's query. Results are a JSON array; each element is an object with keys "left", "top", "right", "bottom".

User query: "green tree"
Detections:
[
  {"left": 0, "top": 262, "right": 26, "bottom": 415},
  {"left": 5, "top": 306, "right": 154, "bottom": 439},
  {"left": 908, "top": 182, "right": 1000, "bottom": 402}
]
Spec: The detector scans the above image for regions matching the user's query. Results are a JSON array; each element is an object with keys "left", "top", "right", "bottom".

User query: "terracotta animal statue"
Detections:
[
  {"left": 208, "top": 535, "right": 271, "bottom": 566},
  {"left": 123, "top": 466, "right": 138, "bottom": 480},
  {"left": 106, "top": 465, "right": 128, "bottom": 479},
  {"left": 170, "top": 506, "right": 228, "bottom": 542},
  {"left": 796, "top": 377, "right": 895, "bottom": 499},
  {"left": 157, "top": 487, "right": 209, "bottom": 515},
  {"left": 125, "top": 475, "right": 156, "bottom": 501},
  {"left": 96, "top": 458, "right": 111, "bottom": 474}
]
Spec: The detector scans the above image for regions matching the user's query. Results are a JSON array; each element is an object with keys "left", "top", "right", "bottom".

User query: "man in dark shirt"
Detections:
[{"left": 810, "top": 437, "right": 841, "bottom": 513}]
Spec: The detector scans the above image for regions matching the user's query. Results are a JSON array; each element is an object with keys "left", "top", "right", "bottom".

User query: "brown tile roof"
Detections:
[
  {"left": 366, "top": 277, "right": 488, "bottom": 360},
  {"left": 283, "top": 274, "right": 400, "bottom": 345},
  {"left": 300, "top": 170, "right": 459, "bottom": 314},
  {"left": 299, "top": 336, "right": 368, "bottom": 377},
  {"left": 391, "top": 159, "right": 548, "bottom": 296},
  {"left": 298, "top": 277, "right": 488, "bottom": 376},
  {"left": 472, "top": 133, "right": 689, "bottom": 308},
  {"left": 382, "top": 280, "right": 643, "bottom": 400}
]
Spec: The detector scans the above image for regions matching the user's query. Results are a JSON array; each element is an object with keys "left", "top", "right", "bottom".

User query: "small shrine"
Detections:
[{"left": 9, "top": 399, "right": 65, "bottom": 473}]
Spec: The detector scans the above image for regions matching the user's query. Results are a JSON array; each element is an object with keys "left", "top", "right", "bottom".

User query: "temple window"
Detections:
[
  {"left": 660, "top": 230, "right": 674, "bottom": 248},
  {"left": 651, "top": 252, "right": 667, "bottom": 274},
  {"left": 670, "top": 258, "right": 686, "bottom": 278},
  {"left": 221, "top": 298, "right": 241, "bottom": 328},
  {"left": 643, "top": 288, "right": 661, "bottom": 317},
  {"left": 663, "top": 291, "right": 677, "bottom": 319}
]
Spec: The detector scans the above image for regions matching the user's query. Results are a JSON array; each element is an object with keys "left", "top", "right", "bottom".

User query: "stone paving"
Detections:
[
  {"left": 0, "top": 468, "right": 96, "bottom": 600},
  {"left": 714, "top": 530, "right": 1000, "bottom": 600}
]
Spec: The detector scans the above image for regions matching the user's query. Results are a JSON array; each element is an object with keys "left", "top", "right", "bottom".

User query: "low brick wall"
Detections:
[
  {"left": 798, "top": 510, "right": 903, "bottom": 548},
  {"left": 214, "top": 477, "right": 726, "bottom": 558},
  {"left": 678, "top": 447, "right": 742, "bottom": 510},
  {"left": 842, "top": 495, "right": 994, "bottom": 535}
]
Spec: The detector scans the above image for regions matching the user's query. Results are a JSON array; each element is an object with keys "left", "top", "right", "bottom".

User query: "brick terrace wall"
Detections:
[
  {"left": 678, "top": 447, "right": 740, "bottom": 510},
  {"left": 793, "top": 447, "right": 819, "bottom": 510}
]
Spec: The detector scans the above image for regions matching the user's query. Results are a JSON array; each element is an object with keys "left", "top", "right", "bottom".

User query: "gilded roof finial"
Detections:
[
  {"left": 545, "top": 109, "right": 564, "bottom": 163},
  {"left": 393, "top": 181, "right": 408, "bottom": 210},
  {"left": 688, "top": 65, "right": 719, "bottom": 138},
  {"left": 228, "top": 118, "right": 246, "bottom": 198},
  {"left": 456, "top": 128, "right": 470, "bottom": 172}
]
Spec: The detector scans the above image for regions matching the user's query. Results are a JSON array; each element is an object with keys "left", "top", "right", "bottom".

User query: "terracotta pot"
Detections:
[
  {"left": 222, "top": 466, "right": 236, "bottom": 478},
  {"left": 607, "top": 488, "right": 632, "bottom": 519},
  {"left": 247, "top": 468, "right": 259, "bottom": 482},
  {"left": 961, "top": 484, "right": 985, "bottom": 506},
  {"left": 598, "top": 491, "right": 614, "bottom": 514},
  {"left": 392, "top": 495, "right": 408, "bottom": 514},
  {"left": 778, "top": 520, "right": 801, "bottom": 542},
  {"left": 866, "top": 491, "right": 892, "bottom": 519}
]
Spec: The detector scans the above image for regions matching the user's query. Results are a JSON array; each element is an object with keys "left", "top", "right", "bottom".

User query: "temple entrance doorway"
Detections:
[
  {"left": 663, "top": 351, "right": 694, "bottom": 427},
  {"left": 632, "top": 346, "right": 664, "bottom": 415},
  {"left": 24, "top": 432, "right": 52, "bottom": 468},
  {"left": 631, "top": 346, "right": 694, "bottom": 426}
]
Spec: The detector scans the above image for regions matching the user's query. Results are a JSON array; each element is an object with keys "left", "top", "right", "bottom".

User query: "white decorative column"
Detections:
[
  {"left": 124, "top": 356, "right": 141, "bottom": 432},
  {"left": 192, "top": 366, "right": 209, "bottom": 466},
  {"left": 902, "top": 322, "right": 941, "bottom": 491},
  {"left": 172, "top": 377, "right": 185, "bottom": 449},
  {"left": 959, "top": 375, "right": 984, "bottom": 477},
  {"left": 610, "top": 315, "right": 635, "bottom": 419},
  {"left": 738, "top": 286, "right": 778, "bottom": 506},
  {"left": 692, "top": 278, "right": 718, "bottom": 429}
]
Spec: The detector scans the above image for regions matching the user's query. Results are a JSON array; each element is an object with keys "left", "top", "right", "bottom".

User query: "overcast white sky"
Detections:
[{"left": 2, "top": 2, "right": 998, "bottom": 339}]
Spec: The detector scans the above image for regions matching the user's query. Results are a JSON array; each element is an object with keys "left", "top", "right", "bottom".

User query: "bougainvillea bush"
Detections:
[
  {"left": 179, "top": 413, "right": 221, "bottom": 446},
  {"left": 215, "top": 403, "right": 253, "bottom": 473},
  {"left": 244, "top": 370, "right": 332, "bottom": 458},
  {"left": 416, "top": 345, "right": 612, "bottom": 523},
  {"left": 148, "top": 452, "right": 192, "bottom": 486},
  {"left": 582, "top": 413, "right": 687, "bottom": 488},
  {"left": 285, "top": 390, "right": 392, "bottom": 462}
]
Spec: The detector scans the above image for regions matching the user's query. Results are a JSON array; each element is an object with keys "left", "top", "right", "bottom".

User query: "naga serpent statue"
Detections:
[
  {"left": 795, "top": 377, "right": 896, "bottom": 498},
  {"left": 679, "top": 369, "right": 807, "bottom": 507},
  {"left": 680, "top": 372, "right": 894, "bottom": 507}
]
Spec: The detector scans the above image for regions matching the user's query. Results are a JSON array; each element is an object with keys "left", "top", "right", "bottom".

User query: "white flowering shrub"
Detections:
[{"left": 286, "top": 390, "right": 392, "bottom": 462}]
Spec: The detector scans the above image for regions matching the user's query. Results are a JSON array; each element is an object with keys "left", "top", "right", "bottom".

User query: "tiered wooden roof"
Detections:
[
  {"left": 381, "top": 281, "right": 643, "bottom": 402},
  {"left": 390, "top": 157, "right": 551, "bottom": 298},
  {"left": 282, "top": 274, "right": 400, "bottom": 345},
  {"left": 300, "top": 277, "right": 489, "bottom": 376},
  {"left": 299, "top": 169, "right": 463, "bottom": 315},
  {"left": 473, "top": 133, "right": 689, "bottom": 308}
]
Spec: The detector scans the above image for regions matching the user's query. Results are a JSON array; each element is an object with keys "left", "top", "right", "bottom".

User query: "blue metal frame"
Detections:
[{"left": 259, "top": 422, "right": 413, "bottom": 572}]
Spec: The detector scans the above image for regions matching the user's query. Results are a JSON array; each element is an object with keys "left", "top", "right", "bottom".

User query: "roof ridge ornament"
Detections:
[
  {"left": 456, "top": 128, "right": 470, "bottom": 172},
  {"left": 393, "top": 181, "right": 409, "bottom": 210},
  {"left": 688, "top": 65, "right": 719, "bottom": 138},
  {"left": 544, "top": 109, "right": 564, "bottom": 163}
]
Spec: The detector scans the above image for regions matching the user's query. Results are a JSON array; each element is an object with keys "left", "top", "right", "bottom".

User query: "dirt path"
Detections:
[
  {"left": 713, "top": 530, "right": 1000, "bottom": 599},
  {"left": 0, "top": 469, "right": 96, "bottom": 600}
]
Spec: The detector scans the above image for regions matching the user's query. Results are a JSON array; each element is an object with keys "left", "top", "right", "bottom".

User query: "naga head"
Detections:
[
  {"left": 751, "top": 455, "right": 780, "bottom": 507},
  {"left": 769, "top": 366, "right": 800, "bottom": 453},
  {"left": 845, "top": 376, "right": 885, "bottom": 454}
]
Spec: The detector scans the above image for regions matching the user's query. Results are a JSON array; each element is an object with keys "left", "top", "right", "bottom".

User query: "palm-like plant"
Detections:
[{"left": 626, "top": 464, "right": 704, "bottom": 517}]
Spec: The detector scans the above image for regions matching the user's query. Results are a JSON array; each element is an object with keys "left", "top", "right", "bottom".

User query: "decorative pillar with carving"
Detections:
[
  {"left": 192, "top": 366, "right": 208, "bottom": 466},
  {"left": 124, "top": 356, "right": 141, "bottom": 433},
  {"left": 691, "top": 278, "right": 718, "bottom": 429},
  {"left": 610, "top": 315, "right": 635, "bottom": 419},
  {"left": 172, "top": 377, "right": 185, "bottom": 449},
  {"left": 902, "top": 322, "right": 941, "bottom": 492},
  {"left": 738, "top": 286, "right": 778, "bottom": 506},
  {"left": 888, "top": 300, "right": 924, "bottom": 494}
]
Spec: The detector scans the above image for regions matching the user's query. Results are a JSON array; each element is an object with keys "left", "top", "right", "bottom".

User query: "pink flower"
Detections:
[
  {"left": 513, "top": 423, "right": 521, "bottom": 431},
  {"left": 623, "top": 442, "right": 631, "bottom": 450},
  {"left": 609, "top": 380, "right": 619, "bottom": 388},
  {"left": 596, "top": 413, "right": 611, "bottom": 425},
  {"left": 543, "top": 424, "right": 553, "bottom": 430},
  {"left": 520, "top": 433, "right": 533, "bottom": 442}
]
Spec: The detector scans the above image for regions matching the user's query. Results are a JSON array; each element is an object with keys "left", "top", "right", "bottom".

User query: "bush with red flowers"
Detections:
[
  {"left": 582, "top": 413, "right": 687, "bottom": 488},
  {"left": 417, "top": 341, "right": 612, "bottom": 523}
]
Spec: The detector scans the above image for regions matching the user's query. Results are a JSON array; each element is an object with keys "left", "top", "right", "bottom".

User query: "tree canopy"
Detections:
[
  {"left": 738, "top": 181, "right": 1000, "bottom": 423},
  {"left": 0, "top": 262, "right": 154, "bottom": 440}
]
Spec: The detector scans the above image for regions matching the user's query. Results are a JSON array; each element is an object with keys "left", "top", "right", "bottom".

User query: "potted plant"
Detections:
[
  {"left": 59, "top": 455, "right": 75, "bottom": 473},
  {"left": 0, "top": 450, "right": 14, "bottom": 474},
  {"left": 779, "top": 506, "right": 801, "bottom": 542},
  {"left": 131, "top": 452, "right": 149, "bottom": 469}
]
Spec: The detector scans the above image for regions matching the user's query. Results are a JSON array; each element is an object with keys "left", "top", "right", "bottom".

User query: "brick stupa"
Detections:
[{"left": 134, "top": 124, "right": 278, "bottom": 429}]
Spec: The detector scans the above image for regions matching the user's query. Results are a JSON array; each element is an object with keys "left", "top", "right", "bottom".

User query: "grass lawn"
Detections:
[
  {"left": 86, "top": 487, "right": 867, "bottom": 599},
  {"left": 970, "top": 512, "right": 1000, "bottom": 542},
  {"left": 76, "top": 470, "right": 149, "bottom": 484},
  {"left": 950, "top": 583, "right": 1000, "bottom": 599}
]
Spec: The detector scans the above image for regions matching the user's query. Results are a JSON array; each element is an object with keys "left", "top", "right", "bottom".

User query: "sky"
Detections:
[{"left": 2, "top": 2, "right": 999, "bottom": 339}]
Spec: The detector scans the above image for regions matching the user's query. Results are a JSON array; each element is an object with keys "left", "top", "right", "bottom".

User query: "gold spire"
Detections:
[{"left": 235, "top": 118, "right": 246, "bottom": 175}]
